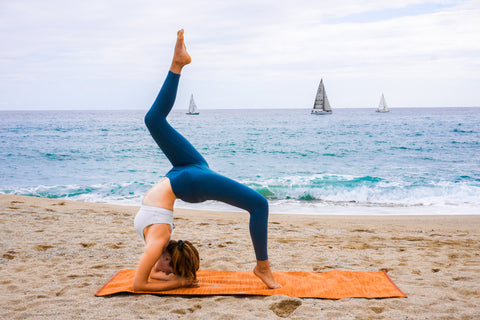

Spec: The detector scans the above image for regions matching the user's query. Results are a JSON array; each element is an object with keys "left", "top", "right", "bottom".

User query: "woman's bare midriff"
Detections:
[{"left": 142, "top": 177, "right": 177, "bottom": 210}]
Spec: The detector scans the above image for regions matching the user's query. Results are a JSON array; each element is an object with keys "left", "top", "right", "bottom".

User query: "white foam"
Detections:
[{"left": 1, "top": 177, "right": 479, "bottom": 215}]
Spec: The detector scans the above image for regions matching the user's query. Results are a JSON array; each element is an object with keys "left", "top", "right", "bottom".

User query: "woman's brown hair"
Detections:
[{"left": 166, "top": 240, "right": 200, "bottom": 280}]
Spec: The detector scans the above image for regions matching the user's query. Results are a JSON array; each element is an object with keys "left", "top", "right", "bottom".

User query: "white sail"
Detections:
[
  {"left": 187, "top": 94, "right": 199, "bottom": 114},
  {"left": 376, "top": 93, "right": 389, "bottom": 113},
  {"left": 311, "top": 79, "right": 332, "bottom": 114}
]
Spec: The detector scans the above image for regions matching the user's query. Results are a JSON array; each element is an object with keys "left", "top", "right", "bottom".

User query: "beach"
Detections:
[{"left": 1, "top": 194, "right": 479, "bottom": 319}]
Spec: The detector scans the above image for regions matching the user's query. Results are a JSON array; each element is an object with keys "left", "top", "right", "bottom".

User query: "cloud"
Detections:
[{"left": 0, "top": 0, "right": 479, "bottom": 109}]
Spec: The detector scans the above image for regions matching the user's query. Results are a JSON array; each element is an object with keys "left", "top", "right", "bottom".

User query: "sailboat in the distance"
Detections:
[
  {"left": 186, "top": 94, "right": 199, "bottom": 115},
  {"left": 311, "top": 79, "right": 332, "bottom": 115},
  {"left": 376, "top": 93, "right": 389, "bottom": 113}
]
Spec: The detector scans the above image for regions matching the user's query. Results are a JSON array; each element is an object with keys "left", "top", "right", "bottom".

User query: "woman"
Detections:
[{"left": 133, "top": 29, "right": 281, "bottom": 292}]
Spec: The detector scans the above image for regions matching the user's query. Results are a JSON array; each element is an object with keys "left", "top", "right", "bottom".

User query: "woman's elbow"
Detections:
[{"left": 133, "top": 278, "right": 145, "bottom": 292}]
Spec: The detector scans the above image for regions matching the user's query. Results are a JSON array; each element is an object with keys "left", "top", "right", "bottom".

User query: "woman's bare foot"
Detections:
[
  {"left": 170, "top": 29, "right": 191, "bottom": 74},
  {"left": 253, "top": 260, "right": 282, "bottom": 289}
]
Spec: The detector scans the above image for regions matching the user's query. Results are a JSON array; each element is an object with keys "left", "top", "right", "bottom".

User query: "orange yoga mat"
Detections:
[{"left": 95, "top": 269, "right": 406, "bottom": 299}]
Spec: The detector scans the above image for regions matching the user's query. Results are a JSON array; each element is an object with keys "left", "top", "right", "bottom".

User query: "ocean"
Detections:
[{"left": 1, "top": 107, "right": 479, "bottom": 215}]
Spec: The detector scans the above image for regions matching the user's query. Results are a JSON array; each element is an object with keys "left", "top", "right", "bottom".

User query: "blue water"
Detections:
[{"left": 1, "top": 108, "right": 479, "bottom": 215}]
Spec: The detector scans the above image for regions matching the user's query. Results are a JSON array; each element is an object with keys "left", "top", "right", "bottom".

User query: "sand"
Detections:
[{"left": 1, "top": 194, "right": 479, "bottom": 319}]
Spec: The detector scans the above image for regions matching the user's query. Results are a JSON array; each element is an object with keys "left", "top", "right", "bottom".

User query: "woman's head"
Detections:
[{"left": 165, "top": 239, "right": 200, "bottom": 280}]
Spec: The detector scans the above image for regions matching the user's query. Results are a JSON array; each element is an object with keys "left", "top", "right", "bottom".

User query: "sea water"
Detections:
[{"left": 1, "top": 108, "right": 479, "bottom": 215}]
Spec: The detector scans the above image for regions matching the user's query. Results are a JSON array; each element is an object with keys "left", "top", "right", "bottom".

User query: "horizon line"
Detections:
[{"left": 1, "top": 105, "right": 479, "bottom": 112}]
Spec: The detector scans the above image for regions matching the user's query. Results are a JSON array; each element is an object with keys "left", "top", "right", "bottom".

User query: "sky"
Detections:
[{"left": 1, "top": 0, "right": 480, "bottom": 110}]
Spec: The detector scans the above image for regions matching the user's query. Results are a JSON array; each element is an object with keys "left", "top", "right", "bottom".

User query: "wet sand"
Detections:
[{"left": 1, "top": 194, "right": 479, "bottom": 319}]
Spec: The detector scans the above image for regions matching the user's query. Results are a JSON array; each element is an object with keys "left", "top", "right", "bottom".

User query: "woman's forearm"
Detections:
[
  {"left": 150, "top": 270, "right": 175, "bottom": 281},
  {"left": 133, "top": 278, "right": 184, "bottom": 292}
]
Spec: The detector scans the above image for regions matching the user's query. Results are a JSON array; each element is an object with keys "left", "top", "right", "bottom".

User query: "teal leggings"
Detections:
[{"left": 145, "top": 71, "right": 269, "bottom": 261}]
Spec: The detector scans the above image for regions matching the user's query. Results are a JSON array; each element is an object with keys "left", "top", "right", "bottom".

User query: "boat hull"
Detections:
[
  {"left": 311, "top": 110, "right": 332, "bottom": 115},
  {"left": 186, "top": 112, "right": 199, "bottom": 115}
]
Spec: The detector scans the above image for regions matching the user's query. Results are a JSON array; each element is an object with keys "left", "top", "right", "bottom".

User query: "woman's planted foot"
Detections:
[
  {"left": 170, "top": 29, "right": 191, "bottom": 74},
  {"left": 254, "top": 260, "right": 282, "bottom": 289}
]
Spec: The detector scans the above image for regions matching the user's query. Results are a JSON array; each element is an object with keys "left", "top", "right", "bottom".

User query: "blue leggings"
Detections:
[{"left": 145, "top": 71, "right": 269, "bottom": 261}]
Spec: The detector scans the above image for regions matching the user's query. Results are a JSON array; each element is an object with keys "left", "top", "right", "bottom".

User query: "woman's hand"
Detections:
[
  {"left": 151, "top": 271, "right": 199, "bottom": 287},
  {"left": 178, "top": 275, "right": 199, "bottom": 288},
  {"left": 150, "top": 272, "right": 198, "bottom": 288}
]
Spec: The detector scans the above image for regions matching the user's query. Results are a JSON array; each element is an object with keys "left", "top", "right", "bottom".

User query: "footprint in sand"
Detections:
[
  {"left": 35, "top": 245, "right": 54, "bottom": 251},
  {"left": 79, "top": 242, "right": 96, "bottom": 248},
  {"left": 170, "top": 304, "right": 201, "bottom": 315},
  {"left": 269, "top": 298, "right": 302, "bottom": 318},
  {"left": 370, "top": 306, "right": 385, "bottom": 314},
  {"left": 313, "top": 265, "right": 336, "bottom": 272},
  {"left": 3, "top": 250, "right": 19, "bottom": 260},
  {"left": 351, "top": 228, "right": 374, "bottom": 233},
  {"left": 107, "top": 243, "right": 123, "bottom": 249}
]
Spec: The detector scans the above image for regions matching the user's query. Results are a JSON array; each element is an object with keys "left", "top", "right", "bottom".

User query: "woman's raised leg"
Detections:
[{"left": 144, "top": 30, "right": 208, "bottom": 167}]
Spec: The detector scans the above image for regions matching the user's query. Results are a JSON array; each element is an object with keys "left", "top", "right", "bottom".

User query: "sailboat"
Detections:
[
  {"left": 376, "top": 93, "right": 389, "bottom": 113},
  {"left": 311, "top": 79, "right": 332, "bottom": 115},
  {"left": 186, "top": 94, "right": 199, "bottom": 115}
]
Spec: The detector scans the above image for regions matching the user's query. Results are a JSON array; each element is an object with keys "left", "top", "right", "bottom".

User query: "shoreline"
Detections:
[
  {"left": 1, "top": 194, "right": 479, "bottom": 319},
  {"left": 3, "top": 193, "right": 479, "bottom": 216}
]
